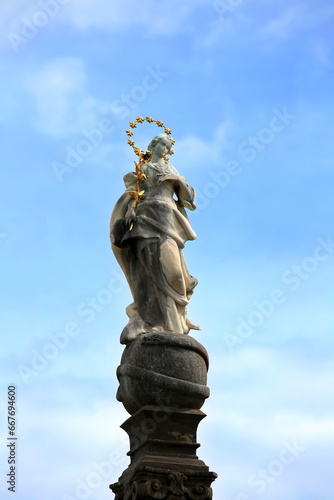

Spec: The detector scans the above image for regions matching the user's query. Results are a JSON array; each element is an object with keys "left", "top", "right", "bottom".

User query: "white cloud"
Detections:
[
  {"left": 312, "top": 39, "right": 332, "bottom": 69},
  {"left": 274, "top": 414, "right": 334, "bottom": 442},
  {"left": 26, "top": 57, "right": 110, "bottom": 138},
  {"left": 85, "top": 119, "right": 234, "bottom": 176},
  {"left": 208, "top": 346, "right": 334, "bottom": 441},
  {"left": 0, "top": 0, "right": 209, "bottom": 55},
  {"left": 172, "top": 120, "right": 233, "bottom": 172},
  {"left": 260, "top": 2, "right": 334, "bottom": 41},
  {"left": 203, "top": 2, "right": 334, "bottom": 52},
  {"left": 261, "top": 5, "right": 303, "bottom": 39},
  {"left": 1, "top": 1, "right": 70, "bottom": 53},
  {"left": 0, "top": 0, "right": 207, "bottom": 38},
  {"left": 14, "top": 388, "right": 128, "bottom": 499},
  {"left": 0, "top": 2, "right": 36, "bottom": 32},
  {"left": 62, "top": 0, "right": 207, "bottom": 34},
  {"left": 199, "top": 344, "right": 334, "bottom": 499},
  {"left": 3, "top": 334, "right": 333, "bottom": 500}
]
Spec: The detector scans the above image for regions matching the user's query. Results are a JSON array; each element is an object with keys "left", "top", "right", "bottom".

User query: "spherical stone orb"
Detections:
[{"left": 116, "top": 332, "right": 210, "bottom": 415}]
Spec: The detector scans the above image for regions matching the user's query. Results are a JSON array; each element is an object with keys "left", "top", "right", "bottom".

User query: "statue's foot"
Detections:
[
  {"left": 186, "top": 318, "right": 201, "bottom": 331},
  {"left": 120, "top": 321, "right": 166, "bottom": 344},
  {"left": 120, "top": 326, "right": 141, "bottom": 345}
]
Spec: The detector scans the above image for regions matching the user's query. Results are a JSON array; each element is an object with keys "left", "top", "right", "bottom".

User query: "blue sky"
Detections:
[{"left": 1, "top": 1, "right": 334, "bottom": 499}]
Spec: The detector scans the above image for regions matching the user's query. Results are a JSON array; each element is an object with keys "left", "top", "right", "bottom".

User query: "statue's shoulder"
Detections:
[
  {"left": 142, "top": 163, "right": 158, "bottom": 187},
  {"left": 142, "top": 162, "right": 158, "bottom": 178},
  {"left": 167, "top": 162, "right": 179, "bottom": 176},
  {"left": 123, "top": 171, "right": 136, "bottom": 188}
]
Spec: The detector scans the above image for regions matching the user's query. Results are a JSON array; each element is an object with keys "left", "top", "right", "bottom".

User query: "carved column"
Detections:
[{"left": 109, "top": 332, "right": 217, "bottom": 499}]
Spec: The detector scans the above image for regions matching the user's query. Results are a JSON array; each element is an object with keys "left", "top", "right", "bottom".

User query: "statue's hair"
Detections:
[{"left": 147, "top": 133, "right": 172, "bottom": 153}]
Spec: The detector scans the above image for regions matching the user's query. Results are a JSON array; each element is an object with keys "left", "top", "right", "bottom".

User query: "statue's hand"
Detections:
[
  {"left": 125, "top": 204, "right": 136, "bottom": 229},
  {"left": 126, "top": 216, "right": 136, "bottom": 231}
]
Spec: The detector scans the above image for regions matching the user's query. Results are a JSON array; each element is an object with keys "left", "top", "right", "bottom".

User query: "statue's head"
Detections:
[{"left": 147, "top": 133, "right": 172, "bottom": 155}]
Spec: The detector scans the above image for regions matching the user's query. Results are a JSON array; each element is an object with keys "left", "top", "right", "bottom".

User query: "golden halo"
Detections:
[{"left": 126, "top": 116, "right": 175, "bottom": 160}]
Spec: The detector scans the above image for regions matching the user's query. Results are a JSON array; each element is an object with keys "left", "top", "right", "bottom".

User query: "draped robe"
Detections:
[{"left": 110, "top": 161, "right": 199, "bottom": 344}]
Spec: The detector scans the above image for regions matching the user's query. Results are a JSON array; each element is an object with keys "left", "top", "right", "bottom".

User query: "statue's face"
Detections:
[{"left": 154, "top": 137, "right": 171, "bottom": 158}]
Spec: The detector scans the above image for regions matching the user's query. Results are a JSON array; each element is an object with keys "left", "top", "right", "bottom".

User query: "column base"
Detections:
[{"left": 110, "top": 405, "right": 217, "bottom": 499}]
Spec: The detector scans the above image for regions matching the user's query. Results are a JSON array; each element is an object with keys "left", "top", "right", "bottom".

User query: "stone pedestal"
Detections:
[{"left": 110, "top": 333, "right": 217, "bottom": 499}]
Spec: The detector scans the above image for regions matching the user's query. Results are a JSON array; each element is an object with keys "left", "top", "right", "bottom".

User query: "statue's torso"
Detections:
[{"left": 139, "top": 162, "right": 178, "bottom": 208}]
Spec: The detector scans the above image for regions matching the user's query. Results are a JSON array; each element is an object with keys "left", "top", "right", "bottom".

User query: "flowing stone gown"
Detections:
[{"left": 110, "top": 159, "right": 200, "bottom": 344}]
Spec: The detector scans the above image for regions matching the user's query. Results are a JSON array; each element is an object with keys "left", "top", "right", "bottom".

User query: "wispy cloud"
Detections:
[
  {"left": 311, "top": 38, "right": 332, "bottom": 69},
  {"left": 261, "top": 5, "right": 304, "bottom": 39},
  {"left": 62, "top": 0, "right": 207, "bottom": 34},
  {"left": 2, "top": 2, "right": 334, "bottom": 499},
  {"left": 25, "top": 57, "right": 110, "bottom": 138},
  {"left": 172, "top": 120, "right": 233, "bottom": 172},
  {"left": 7, "top": 344, "right": 333, "bottom": 499},
  {"left": 203, "top": 345, "right": 334, "bottom": 496},
  {"left": 260, "top": 2, "right": 334, "bottom": 41}
]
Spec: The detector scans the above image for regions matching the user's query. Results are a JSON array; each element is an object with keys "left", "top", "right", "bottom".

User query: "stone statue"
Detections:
[
  {"left": 110, "top": 119, "right": 200, "bottom": 345},
  {"left": 109, "top": 118, "right": 217, "bottom": 499}
]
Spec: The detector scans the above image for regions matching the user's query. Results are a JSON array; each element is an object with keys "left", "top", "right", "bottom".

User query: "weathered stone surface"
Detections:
[
  {"left": 110, "top": 132, "right": 200, "bottom": 344},
  {"left": 110, "top": 332, "right": 217, "bottom": 498},
  {"left": 116, "top": 332, "right": 210, "bottom": 415},
  {"left": 110, "top": 406, "right": 217, "bottom": 499},
  {"left": 111, "top": 467, "right": 217, "bottom": 500},
  {"left": 109, "top": 126, "right": 217, "bottom": 498}
]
